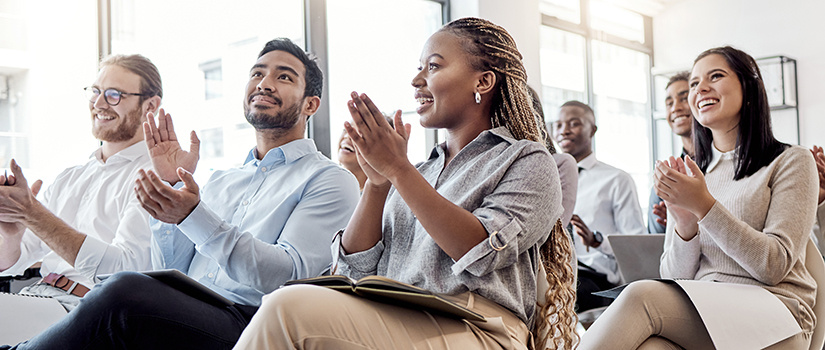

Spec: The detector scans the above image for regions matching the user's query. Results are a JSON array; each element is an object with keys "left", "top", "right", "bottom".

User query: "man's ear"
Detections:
[
  {"left": 142, "top": 96, "right": 162, "bottom": 117},
  {"left": 303, "top": 96, "right": 321, "bottom": 119},
  {"left": 476, "top": 71, "right": 496, "bottom": 96},
  {"left": 590, "top": 124, "right": 598, "bottom": 137}
]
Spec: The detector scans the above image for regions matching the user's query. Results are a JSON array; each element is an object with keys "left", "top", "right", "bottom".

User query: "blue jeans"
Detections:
[{"left": 5, "top": 271, "right": 258, "bottom": 349}]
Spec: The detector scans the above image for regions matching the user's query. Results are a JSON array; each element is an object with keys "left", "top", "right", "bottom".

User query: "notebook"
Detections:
[
  {"left": 608, "top": 234, "right": 665, "bottom": 283},
  {"left": 0, "top": 292, "right": 67, "bottom": 344}
]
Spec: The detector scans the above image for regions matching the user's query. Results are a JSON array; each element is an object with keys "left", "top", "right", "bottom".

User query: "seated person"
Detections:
[
  {"left": 648, "top": 71, "right": 695, "bottom": 233},
  {"left": 528, "top": 85, "right": 577, "bottom": 227},
  {"left": 551, "top": 100, "right": 646, "bottom": 312},
  {"left": 0, "top": 54, "right": 161, "bottom": 310},
  {"left": 580, "top": 46, "right": 816, "bottom": 349},
  {"left": 234, "top": 17, "right": 577, "bottom": 350},
  {"left": 337, "top": 115, "right": 393, "bottom": 191},
  {"left": 3, "top": 38, "right": 360, "bottom": 349}
]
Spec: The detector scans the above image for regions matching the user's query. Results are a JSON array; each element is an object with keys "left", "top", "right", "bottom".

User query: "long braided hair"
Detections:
[{"left": 441, "top": 17, "right": 577, "bottom": 349}]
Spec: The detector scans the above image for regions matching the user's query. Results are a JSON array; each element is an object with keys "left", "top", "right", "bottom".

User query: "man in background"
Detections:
[
  {"left": 552, "top": 100, "right": 645, "bottom": 312},
  {"left": 0, "top": 54, "right": 161, "bottom": 310},
  {"left": 648, "top": 71, "right": 695, "bottom": 233}
]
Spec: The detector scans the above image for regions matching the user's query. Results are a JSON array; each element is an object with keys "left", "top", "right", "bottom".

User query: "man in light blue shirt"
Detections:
[{"left": 6, "top": 38, "right": 360, "bottom": 349}]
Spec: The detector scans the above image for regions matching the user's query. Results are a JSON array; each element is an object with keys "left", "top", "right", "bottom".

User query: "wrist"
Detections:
[
  {"left": 591, "top": 231, "right": 603, "bottom": 248},
  {"left": 384, "top": 161, "right": 416, "bottom": 184},
  {"left": 692, "top": 194, "right": 716, "bottom": 220},
  {"left": 20, "top": 199, "right": 47, "bottom": 227},
  {"left": 364, "top": 179, "right": 392, "bottom": 194}
]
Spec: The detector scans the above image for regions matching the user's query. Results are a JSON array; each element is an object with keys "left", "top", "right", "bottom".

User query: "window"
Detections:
[
  {"left": 199, "top": 60, "right": 223, "bottom": 100},
  {"left": 109, "top": 0, "right": 305, "bottom": 183},
  {"left": 323, "top": 0, "right": 446, "bottom": 165},
  {"left": 539, "top": 26, "right": 586, "bottom": 117},
  {"left": 540, "top": 0, "right": 581, "bottom": 25},
  {"left": 589, "top": 0, "right": 646, "bottom": 44},
  {"left": 8, "top": 0, "right": 446, "bottom": 186},
  {"left": 540, "top": 0, "right": 653, "bottom": 216}
]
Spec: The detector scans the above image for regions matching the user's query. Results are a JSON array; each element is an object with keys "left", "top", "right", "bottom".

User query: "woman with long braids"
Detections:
[
  {"left": 580, "top": 46, "right": 817, "bottom": 349},
  {"left": 234, "top": 17, "right": 577, "bottom": 350}
]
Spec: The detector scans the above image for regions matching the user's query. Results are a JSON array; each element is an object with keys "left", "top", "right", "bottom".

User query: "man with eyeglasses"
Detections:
[
  {"left": 0, "top": 54, "right": 161, "bottom": 313},
  {"left": 2, "top": 38, "right": 359, "bottom": 349}
]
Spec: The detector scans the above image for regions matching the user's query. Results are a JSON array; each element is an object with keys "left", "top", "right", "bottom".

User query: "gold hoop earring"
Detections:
[{"left": 474, "top": 91, "right": 481, "bottom": 104}]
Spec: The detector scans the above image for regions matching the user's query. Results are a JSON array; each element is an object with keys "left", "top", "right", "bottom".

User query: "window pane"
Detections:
[
  {"left": 591, "top": 40, "right": 650, "bottom": 211},
  {"left": 326, "top": 0, "right": 442, "bottom": 165},
  {"left": 540, "top": 0, "right": 581, "bottom": 24},
  {"left": 110, "top": 0, "right": 304, "bottom": 183},
  {"left": 590, "top": 0, "right": 645, "bottom": 44},
  {"left": 539, "top": 26, "right": 587, "bottom": 115}
]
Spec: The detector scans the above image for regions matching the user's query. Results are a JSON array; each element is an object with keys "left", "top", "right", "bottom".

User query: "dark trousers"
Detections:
[
  {"left": 576, "top": 266, "right": 616, "bottom": 312},
  {"left": 5, "top": 271, "right": 258, "bottom": 350}
]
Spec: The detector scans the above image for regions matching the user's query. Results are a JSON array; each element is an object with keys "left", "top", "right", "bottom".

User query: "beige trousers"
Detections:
[
  {"left": 579, "top": 280, "right": 811, "bottom": 349},
  {"left": 233, "top": 284, "right": 531, "bottom": 350}
]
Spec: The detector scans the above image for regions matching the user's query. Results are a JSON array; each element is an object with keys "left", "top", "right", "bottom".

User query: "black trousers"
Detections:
[
  {"left": 4, "top": 271, "right": 258, "bottom": 350},
  {"left": 576, "top": 265, "right": 616, "bottom": 312}
]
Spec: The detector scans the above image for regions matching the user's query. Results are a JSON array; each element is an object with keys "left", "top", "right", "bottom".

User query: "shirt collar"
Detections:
[
  {"left": 577, "top": 152, "right": 597, "bottom": 171},
  {"left": 427, "top": 126, "right": 513, "bottom": 160},
  {"left": 90, "top": 142, "right": 149, "bottom": 164},
  {"left": 705, "top": 142, "right": 735, "bottom": 173},
  {"left": 244, "top": 138, "right": 318, "bottom": 167}
]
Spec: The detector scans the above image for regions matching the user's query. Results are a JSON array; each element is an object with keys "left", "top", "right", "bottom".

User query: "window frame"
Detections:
[
  {"left": 305, "top": 0, "right": 449, "bottom": 158},
  {"left": 542, "top": 0, "right": 658, "bottom": 162}
]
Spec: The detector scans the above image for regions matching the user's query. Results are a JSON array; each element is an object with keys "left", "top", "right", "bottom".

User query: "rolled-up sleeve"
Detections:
[
  {"left": 452, "top": 147, "right": 562, "bottom": 276},
  {"left": 74, "top": 198, "right": 153, "bottom": 281},
  {"left": 335, "top": 236, "right": 385, "bottom": 278}
]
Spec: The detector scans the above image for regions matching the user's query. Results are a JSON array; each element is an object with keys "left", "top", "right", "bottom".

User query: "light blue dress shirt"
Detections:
[{"left": 152, "top": 139, "right": 360, "bottom": 306}]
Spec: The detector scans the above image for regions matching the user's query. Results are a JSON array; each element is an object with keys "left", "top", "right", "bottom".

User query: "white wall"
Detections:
[{"left": 654, "top": 0, "right": 825, "bottom": 147}]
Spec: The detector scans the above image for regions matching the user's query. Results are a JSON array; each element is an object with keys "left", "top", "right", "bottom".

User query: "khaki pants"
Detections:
[
  {"left": 233, "top": 284, "right": 531, "bottom": 350},
  {"left": 579, "top": 280, "right": 811, "bottom": 349}
]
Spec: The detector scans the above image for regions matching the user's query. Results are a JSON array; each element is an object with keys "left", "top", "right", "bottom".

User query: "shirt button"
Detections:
[
  {"left": 261, "top": 167, "right": 267, "bottom": 172},
  {"left": 207, "top": 273, "right": 214, "bottom": 278},
  {"left": 165, "top": 230, "right": 171, "bottom": 235},
  {"left": 242, "top": 200, "right": 249, "bottom": 206}
]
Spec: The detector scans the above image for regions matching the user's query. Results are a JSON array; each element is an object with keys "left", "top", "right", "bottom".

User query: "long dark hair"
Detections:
[{"left": 692, "top": 46, "right": 787, "bottom": 180}]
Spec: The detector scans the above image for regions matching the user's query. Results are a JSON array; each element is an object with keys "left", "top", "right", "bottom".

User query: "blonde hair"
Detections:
[
  {"left": 442, "top": 17, "right": 577, "bottom": 349},
  {"left": 99, "top": 54, "right": 163, "bottom": 101}
]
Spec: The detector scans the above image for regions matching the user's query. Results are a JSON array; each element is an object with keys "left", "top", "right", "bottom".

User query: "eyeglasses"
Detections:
[{"left": 84, "top": 86, "right": 148, "bottom": 106}]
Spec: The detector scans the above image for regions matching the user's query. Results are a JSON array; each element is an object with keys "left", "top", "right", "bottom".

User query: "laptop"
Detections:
[{"left": 607, "top": 234, "right": 665, "bottom": 283}]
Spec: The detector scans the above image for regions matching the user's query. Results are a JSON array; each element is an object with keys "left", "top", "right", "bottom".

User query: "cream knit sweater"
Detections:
[{"left": 661, "top": 145, "right": 818, "bottom": 333}]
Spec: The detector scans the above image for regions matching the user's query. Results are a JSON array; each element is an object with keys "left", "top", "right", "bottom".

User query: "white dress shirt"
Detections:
[
  {"left": 574, "top": 153, "right": 646, "bottom": 284},
  {"left": 1, "top": 142, "right": 154, "bottom": 289},
  {"left": 152, "top": 139, "right": 360, "bottom": 306}
]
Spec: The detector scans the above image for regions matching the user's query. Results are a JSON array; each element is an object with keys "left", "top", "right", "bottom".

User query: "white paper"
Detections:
[
  {"left": 0, "top": 292, "right": 67, "bottom": 344},
  {"left": 674, "top": 280, "right": 801, "bottom": 350}
]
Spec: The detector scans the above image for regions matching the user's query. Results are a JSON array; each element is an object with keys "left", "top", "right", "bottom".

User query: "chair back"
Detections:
[{"left": 806, "top": 238, "right": 825, "bottom": 350}]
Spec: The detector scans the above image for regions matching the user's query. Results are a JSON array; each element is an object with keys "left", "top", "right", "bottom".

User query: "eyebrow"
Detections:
[
  {"left": 677, "top": 90, "right": 688, "bottom": 97},
  {"left": 250, "top": 64, "right": 300, "bottom": 77},
  {"left": 708, "top": 68, "right": 728, "bottom": 75},
  {"left": 421, "top": 53, "right": 444, "bottom": 63},
  {"left": 91, "top": 84, "right": 129, "bottom": 92}
]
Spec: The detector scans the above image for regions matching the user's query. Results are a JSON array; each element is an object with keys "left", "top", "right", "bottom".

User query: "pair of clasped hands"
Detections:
[
  {"left": 343, "top": 92, "right": 412, "bottom": 189},
  {"left": 0, "top": 162, "right": 43, "bottom": 236},
  {"left": 653, "top": 155, "right": 716, "bottom": 240}
]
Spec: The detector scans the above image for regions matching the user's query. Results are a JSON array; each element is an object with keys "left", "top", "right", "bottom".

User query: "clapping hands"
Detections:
[
  {"left": 654, "top": 155, "right": 715, "bottom": 240},
  {"left": 343, "top": 92, "right": 412, "bottom": 188}
]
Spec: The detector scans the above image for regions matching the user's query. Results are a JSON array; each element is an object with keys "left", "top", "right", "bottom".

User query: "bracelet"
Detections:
[{"left": 489, "top": 231, "right": 507, "bottom": 251}]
